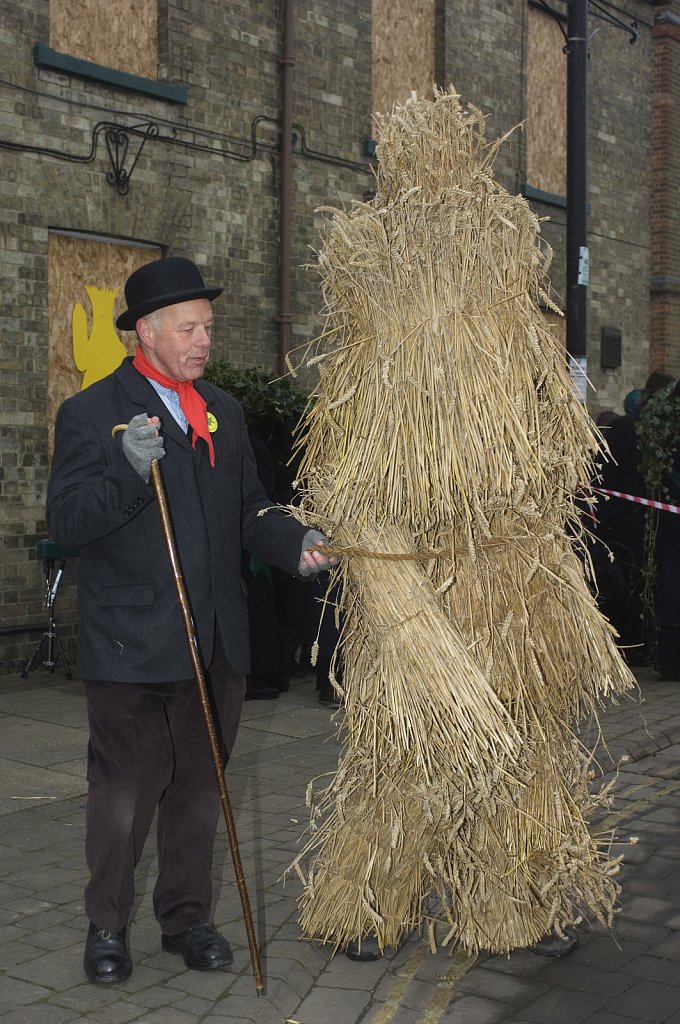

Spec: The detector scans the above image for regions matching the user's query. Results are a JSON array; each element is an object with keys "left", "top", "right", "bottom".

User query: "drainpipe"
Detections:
[
  {"left": 566, "top": 0, "right": 589, "bottom": 399},
  {"left": 278, "top": 0, "right": 294, "bottom": 376}
]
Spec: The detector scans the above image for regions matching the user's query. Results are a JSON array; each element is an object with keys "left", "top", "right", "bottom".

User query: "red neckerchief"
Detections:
[{"left": 132, "top": 348, "right": 215, "bottom": 467}]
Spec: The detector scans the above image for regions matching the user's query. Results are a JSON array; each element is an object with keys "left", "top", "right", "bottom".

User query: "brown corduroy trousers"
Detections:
[{"left": 82, "top": 637, "right": 245, "bottom": 934}]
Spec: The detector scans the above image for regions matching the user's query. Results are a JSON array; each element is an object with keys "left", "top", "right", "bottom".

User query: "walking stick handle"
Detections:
[{"left": 112, "top": 423, "right": 264, "bottom": 994}]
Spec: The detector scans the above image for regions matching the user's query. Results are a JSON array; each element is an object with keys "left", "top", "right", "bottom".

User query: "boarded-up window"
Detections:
[
  {"left": 372, "top": 0, "right": 436, "bottom": 118},
  {"left": 49, "top": 0, "right": 157, "bottom": 79},
  {"left": 48, "top": 233, "right": 160, "bottom": 456},
  {"left": 527, "top": 5, "right": 567, "bottom": 196}
]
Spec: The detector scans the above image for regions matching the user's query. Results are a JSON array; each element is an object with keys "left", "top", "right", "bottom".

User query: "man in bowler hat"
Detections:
[{"left": 47, "top": 256, "right": 334, "bottom": 983}]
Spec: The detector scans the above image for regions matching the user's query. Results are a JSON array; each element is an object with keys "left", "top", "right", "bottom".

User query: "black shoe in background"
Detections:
[
  {"left": 318, "top": 687, "right": 342, "bottom": 709},
  {"left": 245, "top": 684, "right": 279, "bottom": 700},
  {"left": 530, "top": 928, "right": 579, "bottom": 957},
  {"left": 245, "top": 674, "right": 280, "bottom": 700}
]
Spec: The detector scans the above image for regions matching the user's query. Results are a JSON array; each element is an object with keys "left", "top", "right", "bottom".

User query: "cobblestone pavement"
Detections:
[{"left": 0, "top": 664, "right": 679, "bottom": 1023}]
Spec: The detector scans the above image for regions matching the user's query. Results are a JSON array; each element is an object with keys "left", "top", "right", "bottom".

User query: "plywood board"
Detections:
[
  {"left": 372, "top": 0, "right": 436, "bottom": 120},
  {"left": 50, "top": 0, "right": 156, "bottom": 79},
  {"left": 48, "top": 234, "right": 159, "bottom": 456},
  {"left": 527, "top": 7, "right": 567, "bottom": 195}
]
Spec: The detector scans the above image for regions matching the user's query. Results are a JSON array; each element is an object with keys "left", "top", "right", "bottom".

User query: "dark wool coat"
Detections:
[{"left": 46, "top": 358, "right": 309, "bottom": 683}]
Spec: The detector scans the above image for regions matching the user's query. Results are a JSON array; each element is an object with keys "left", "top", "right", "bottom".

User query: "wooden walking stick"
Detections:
[{"left": 112, "top": 424, "right": 264, "bottom": 995}]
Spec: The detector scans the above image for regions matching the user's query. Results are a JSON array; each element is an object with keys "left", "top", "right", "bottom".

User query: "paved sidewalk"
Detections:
[{"left": 0, "top": 665, "right": 679, "bottom": 1023}]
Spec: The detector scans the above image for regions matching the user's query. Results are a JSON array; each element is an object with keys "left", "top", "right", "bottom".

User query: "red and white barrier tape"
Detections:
[{"left": 592, "top": 487, "right": 680, "bottom": 516}]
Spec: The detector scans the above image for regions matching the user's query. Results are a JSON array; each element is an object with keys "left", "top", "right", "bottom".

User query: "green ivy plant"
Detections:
[
  {"left": 202, "top": 359, "right": 309, "bottom": 434},
  {"left": 636, "top": 380, "right": 680, "bottom": 627}
]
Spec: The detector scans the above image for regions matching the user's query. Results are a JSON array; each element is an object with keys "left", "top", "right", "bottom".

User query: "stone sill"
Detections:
[
  {"left": 522, "top": 183, "right": 567, "bottom": 209},
  {"left": 34, "top": 43, "right": 188, "bottom": 104}
]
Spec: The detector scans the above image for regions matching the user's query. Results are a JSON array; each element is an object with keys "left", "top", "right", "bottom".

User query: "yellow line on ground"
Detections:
[
  {"left": 419, "top": 950, "right": 478, "bottom": 1024},
  {"left": 615, "top": 779, "right": 666, "bottom": 800},
  {"left": 598, "top": 779, "right": 680, "bottom": 833},
  {"left": 369, "top": 943, "right": 477, "bottom": 1024},
  {"left": 613, "top": 762, "right": 680, "bottom": 801},
  {"left": 369, "top": 944, "right": 427, "bottom": 1024}
]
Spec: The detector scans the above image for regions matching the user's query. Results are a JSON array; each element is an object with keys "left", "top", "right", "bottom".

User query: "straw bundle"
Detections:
[{"left": 291, "top": 88, "right": 634, "bottom": 955}]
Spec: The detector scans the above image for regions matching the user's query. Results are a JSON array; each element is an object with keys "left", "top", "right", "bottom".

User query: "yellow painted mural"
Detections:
[
  {"left": 48, "top": 233, "right": 160, "bottom": 457},
  {"left": 72, "top": 286, "right": 128, "bottom": 390}
]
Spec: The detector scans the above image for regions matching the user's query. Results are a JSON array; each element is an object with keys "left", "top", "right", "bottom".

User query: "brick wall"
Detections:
[
  {"left": 437, "top": 0, "right": 655, "bottom": 415},
  {"left": 0, "top": 0, "right": 372, "bottom": 672},
  {"left": 436, "top": 0, "right": 526, "bottom": 191},
  {"left": 587, "top": 0, "right": 653, "bottom": 409},
  {"left": 0, "top": 0, "right": 670, "bottom": 672}
]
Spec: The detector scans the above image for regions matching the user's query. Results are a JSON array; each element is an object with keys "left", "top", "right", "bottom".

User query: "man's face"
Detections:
[{"left": 138, "top": 298, "right": 213, "bottom": 382}]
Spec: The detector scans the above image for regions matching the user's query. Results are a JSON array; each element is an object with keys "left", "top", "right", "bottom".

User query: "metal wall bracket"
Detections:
[{"left": 104, "top": 122, "right": 159, "bottom": 195}]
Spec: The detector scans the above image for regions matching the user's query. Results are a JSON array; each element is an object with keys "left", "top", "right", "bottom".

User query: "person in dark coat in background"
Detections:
[
  {"left": 268, "top": 417, "right": 316, "bottom": 683},
  {"left": 597, "top": 372, "right": 674, "bottom": 666},
  {"left": 623, "top": 388, "right": 642, "bottom": 416},
  {"left": 310, "top": 570, "right": 344, "bottom": 708},
  {"left": 243, "top": 429, "right": 287, "bottom": 700},
  {"left": 647, "top": 379, "right": 680, "bottom": 679},
  {"left": 585, "top": 409, "right": 637, "bottom": 650},
  {"left": 46, "top": 257, "right": 335, "bottom": 985},
  {"left": 596, "top": 409, "right": 618, "bottom": 430}
]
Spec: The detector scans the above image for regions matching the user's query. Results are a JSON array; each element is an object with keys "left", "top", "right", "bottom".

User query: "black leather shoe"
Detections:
[
  {"left": 346, "top": 936, "right": 382, "bottom": 960},
  {"left": 530, "top": 927, "right": 579, "bottom": 957},
  {"left": 244, "top": 684, "right": 280, "bottom": 700},
  {"left": 161, "top": 924, "right": 233, "bottom": 970},
  {"left": 84, "top": 921, "right": 132, "bottom": 983},
  {"left": 318, "top": 688, "right": 342, "bottom": 709}
]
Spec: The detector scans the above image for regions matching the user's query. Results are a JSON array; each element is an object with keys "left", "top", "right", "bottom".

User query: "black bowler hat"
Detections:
[{"left": 116, "top": 256, "right": 223, "bottom": 331}]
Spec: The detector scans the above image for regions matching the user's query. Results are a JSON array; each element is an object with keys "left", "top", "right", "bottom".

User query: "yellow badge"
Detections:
[{"left": 207, "top": 412, "right": 218, "bottom": 433}]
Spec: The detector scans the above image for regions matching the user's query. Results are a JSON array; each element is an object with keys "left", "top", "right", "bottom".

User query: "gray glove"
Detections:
[
  {"left": 299, "top": 528, "right": 333, "bottom": 576},
  {"left": 121, "top": 413, "right": 165, "bottom": 482}
]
